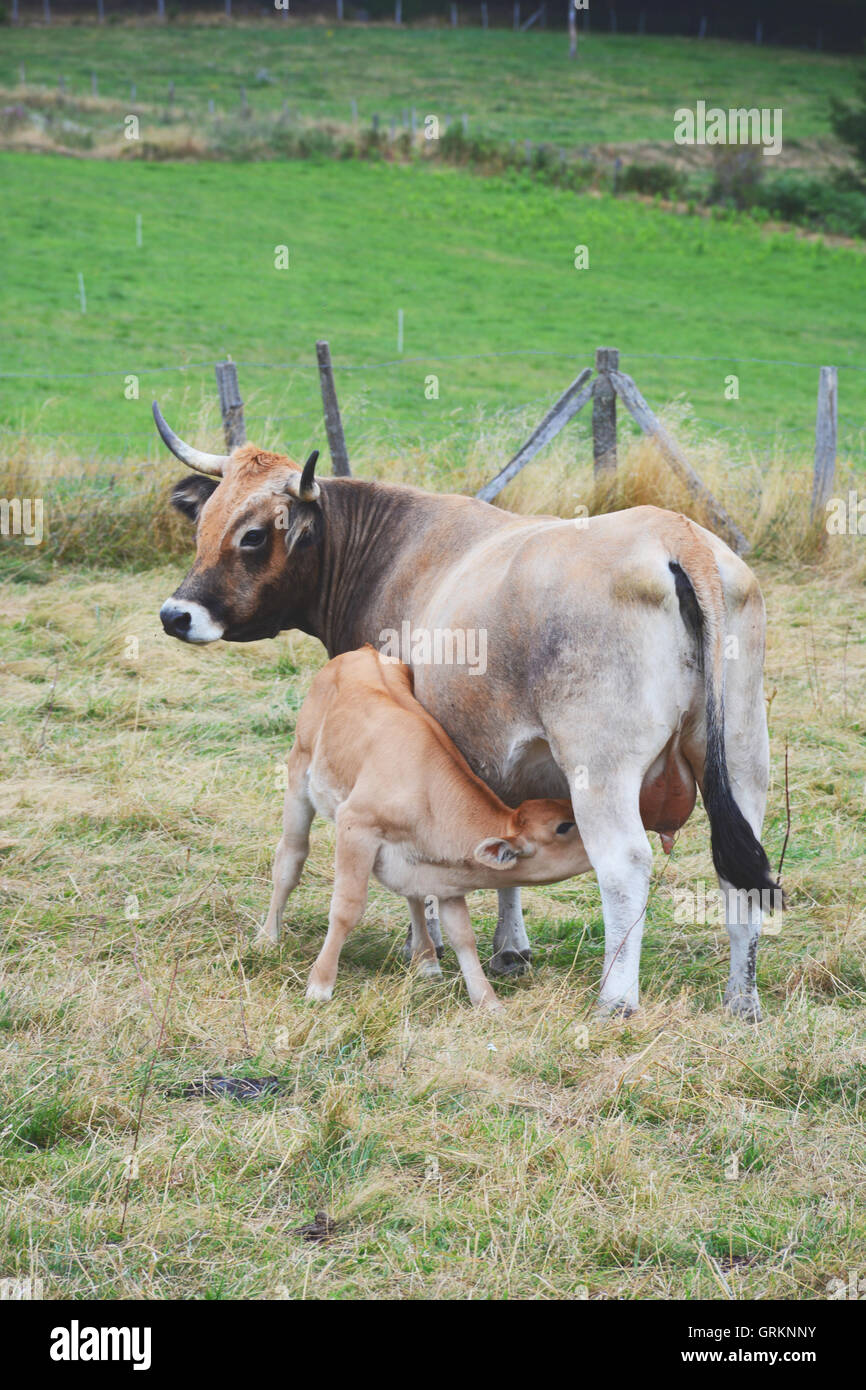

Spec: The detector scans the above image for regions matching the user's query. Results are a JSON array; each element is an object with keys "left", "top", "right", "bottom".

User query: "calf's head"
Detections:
[
  {"left": 474, "top": 799, "right": 588, "bottom": 881},
  {"left": 154, "top": 402, "right": 321, "bottom": 644}
]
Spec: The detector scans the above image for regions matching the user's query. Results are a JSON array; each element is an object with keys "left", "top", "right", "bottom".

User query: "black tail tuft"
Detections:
[
  {"left": 703, "top": 698, "right": 783, "bottom": 909},
  {"left": 669, "top": 560, "right": 782, "bottom": 911}
]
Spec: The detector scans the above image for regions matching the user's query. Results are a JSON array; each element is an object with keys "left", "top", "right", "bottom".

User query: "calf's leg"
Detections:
[
  {"left": 438, "top": 897, "right": 502, "bottom": 1011},
  {"left": 306, "top": 821, "right": 377, "bottom": 1002},
  {"left": 402, "top": 895, "right": 443, "bottom": 965},
  {"left": 406, "top": 896, "right": 443, "bottom": 978},
  {"left": 259, "top": 750, "right": 315, "bottom": 946}
]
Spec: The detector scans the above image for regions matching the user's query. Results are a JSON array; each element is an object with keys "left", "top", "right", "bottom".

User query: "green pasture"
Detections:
[
  {"left": 1, "top": 23, "right": 858, "bottom": 148},
  {"left": 2, "top": 153, "right": 865, "bottom": 468}
]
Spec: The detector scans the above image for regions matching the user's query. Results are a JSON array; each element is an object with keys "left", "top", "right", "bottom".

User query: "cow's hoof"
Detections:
[
  {"left": 597, "top": 999, "right": 637, "bottom": 1019},
  {"left": 488, "top": 949, "right": 532, "bottom": 978},
  {"left": 724, "top": 990, "right": 762, "bottom": 1022}
]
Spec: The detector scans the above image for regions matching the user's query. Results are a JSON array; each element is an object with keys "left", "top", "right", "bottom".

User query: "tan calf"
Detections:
[{"left": 260, "top": 646, "right": 591, "bottom": 1010}]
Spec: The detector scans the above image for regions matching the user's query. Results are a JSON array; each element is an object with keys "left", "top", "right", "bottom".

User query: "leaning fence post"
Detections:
[
  {"left": 214, "top": 358, "right": 246, "bottom": 451},
  {"left": 316, "top": 340, "right": 351, "bottom": 477},
  {"left": 810, "top": 365, "right": 837, "bottom": 524},
  {"left": 476, "top": 367, "right": 593, "bottom": 502},
  {"left": 610, "top": 368, "right": 749, "bottom": 555},
  {"left": 592, "top": 347, "right": 619, "bottom": 475}
]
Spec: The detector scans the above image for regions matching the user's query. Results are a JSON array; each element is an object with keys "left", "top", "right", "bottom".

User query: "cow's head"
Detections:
[{"left": 154, "top": 402, "right": 322, "bottom": 644}]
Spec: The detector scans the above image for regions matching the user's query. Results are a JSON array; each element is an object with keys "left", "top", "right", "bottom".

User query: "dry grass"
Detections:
[{"left": 1, "top": 429, "right": 865, "bottom": 1298}]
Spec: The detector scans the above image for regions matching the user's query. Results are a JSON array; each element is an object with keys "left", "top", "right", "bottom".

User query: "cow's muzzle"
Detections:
[{"left": 160, "top": 598, "right": 225, "bottom": 644}]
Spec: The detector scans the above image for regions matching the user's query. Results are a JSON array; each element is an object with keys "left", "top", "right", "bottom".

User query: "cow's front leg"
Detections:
[
  {"left": 402, "top": 895, "right": 443, "bottom": 965},
  {"left": 489, "top": 886, "right": 533, "bottom": 977}
]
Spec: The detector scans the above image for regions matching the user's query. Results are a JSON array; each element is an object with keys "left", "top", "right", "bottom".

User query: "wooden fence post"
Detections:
[
  {"left": 610, "top": 368, "right": 749, "bottom": 555},
  {"left": 810, "top": 365, "right": 837, "bottom": 523},
  {"left": 214, "top": 358, "right": 246, "bottom": 451},
  {"left": 476, "top": 368, "right": 592, "bottom": 501},
  {"left": 569, "top": 1, "right": 578, "bottom": 57},
  {"left": 316, "top": 340, "right": 351, "bottom": 477},
  {"left": 592, "top": 347, "right": 618, "bottom": 475}
]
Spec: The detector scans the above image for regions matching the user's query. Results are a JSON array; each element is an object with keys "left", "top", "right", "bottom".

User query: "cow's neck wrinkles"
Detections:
[{"left": 309, "top": 478, "right": 435, "bottom": 656}]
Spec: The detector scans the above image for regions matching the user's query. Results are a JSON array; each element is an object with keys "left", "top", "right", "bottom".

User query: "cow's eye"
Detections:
[
  {"left": 556, "top": 821, "right": 576, "bottom": 835},
  {"left": 240, "top": 528, "right": 267, "bottom": 549}
]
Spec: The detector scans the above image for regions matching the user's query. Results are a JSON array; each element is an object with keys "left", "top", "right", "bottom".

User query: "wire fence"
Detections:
[
  {"left": 5, "top": 347, "right": 866, "bottom": 382},
  {"left": 4, "top": 348, "right": 865, "bottom": 482}
]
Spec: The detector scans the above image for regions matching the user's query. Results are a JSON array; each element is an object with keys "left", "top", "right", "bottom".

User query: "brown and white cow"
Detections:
[
  {"left": 263, "top": 644, "right": 592, "bottom": 1010},
  {"left": 154, "top": 402, "right": 780, "bottom": 1019}
]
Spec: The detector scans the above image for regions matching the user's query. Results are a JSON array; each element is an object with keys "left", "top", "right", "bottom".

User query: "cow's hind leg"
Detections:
[
  {"left": 715, "top": 590, "right": 772, "bottom": 1022},
  {"left": 719, "top": 760, "right": 771, "bottom": 1023},
  {"left": 571, "top": 777, "right": 653, "bottom": 1015},
  {"left": 489, "top": 886, "right": 532, "bottom": 977}
]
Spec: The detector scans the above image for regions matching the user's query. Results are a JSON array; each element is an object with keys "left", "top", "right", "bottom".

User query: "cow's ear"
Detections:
[
  {"left": 283, "top": 501, "right": 322, "bottom": 556},
  {"left": 170, "top": 474, "right": 219, "bottom": 522}
]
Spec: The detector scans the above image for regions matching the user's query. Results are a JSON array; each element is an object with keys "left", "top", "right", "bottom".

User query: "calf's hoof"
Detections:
[
  {"left": 305, "top": 979, "right": 334, "bottom": 1003},
  {"left": 252, "top": 930, "right": 278, "bottom": 951},
  {"left": 724, "top": 989, "right": 762, "bottom": 1023},
  {"left": 477, "top": 996, "right": 505, "bottom": 1014},
  {"left": 402, "top": 939, "right": 444, "bottom": 966},
  {"left": 416, "top": 958, "right": 443, "bottom": 979},
  {"left": 488, "top": 948, "right": 532, "bottom": 978}
]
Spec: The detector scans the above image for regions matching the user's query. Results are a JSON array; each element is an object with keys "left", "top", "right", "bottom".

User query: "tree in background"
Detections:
[{"left": 830, "top": 65, "right": 866, "bottom": 184}]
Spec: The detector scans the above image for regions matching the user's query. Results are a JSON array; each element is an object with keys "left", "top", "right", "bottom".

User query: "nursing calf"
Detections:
[{"left": 259, "top": 646, "right": 590, "bottom": 1009}]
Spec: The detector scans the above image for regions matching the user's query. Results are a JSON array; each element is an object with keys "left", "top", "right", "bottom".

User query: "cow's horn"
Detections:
[
  {"left": 286, "top": 449, "right": 320, "bottom": 502},
  {"left": 152, "top": 401, "right": 229, "bottom": 477}
]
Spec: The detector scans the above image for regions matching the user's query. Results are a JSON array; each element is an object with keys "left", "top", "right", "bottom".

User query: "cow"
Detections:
[
  {"left": 153, "top": 401, "right": 781, "bottom": 1020},
  {"left": 263, "top": 644, "right": 592, "bottom": 1009}
]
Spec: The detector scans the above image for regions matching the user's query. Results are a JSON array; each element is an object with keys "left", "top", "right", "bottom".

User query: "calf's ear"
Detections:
[
  {"left": 171, "top": 474, "right": 219, "bottom": 522},
  {"left": 474, "top": 837, "right": 524, "bottom": 869}
]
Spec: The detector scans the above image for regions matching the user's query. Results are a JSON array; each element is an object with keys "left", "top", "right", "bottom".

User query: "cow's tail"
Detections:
[{"left": 668, "top": 549, "right": 780, "bottom": 905}]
